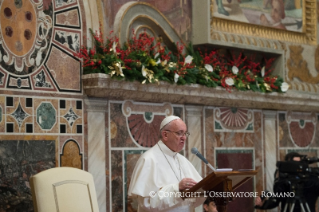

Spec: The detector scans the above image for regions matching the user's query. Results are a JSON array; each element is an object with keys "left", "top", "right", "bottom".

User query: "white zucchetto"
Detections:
[{"left": 160, "top": 115, "right": 181, "bottom": 130}]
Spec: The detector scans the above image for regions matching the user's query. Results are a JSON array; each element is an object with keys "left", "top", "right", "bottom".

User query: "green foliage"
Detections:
[{"left": 74, "top": 29, "right": 289, "bottom": 93}]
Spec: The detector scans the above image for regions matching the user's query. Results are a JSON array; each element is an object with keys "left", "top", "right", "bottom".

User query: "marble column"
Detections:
[
  {"left": 263, "top": 110, "right": 277, "bottom": 212},
  {"left": 185, "top": 106, "right": 203, "bottom": 174},
  {"left": 185, "top": 106, "right": 204, "bottom": 212},
  {"left": 85, "top": 98, "right": 108, "bottom": 212}
]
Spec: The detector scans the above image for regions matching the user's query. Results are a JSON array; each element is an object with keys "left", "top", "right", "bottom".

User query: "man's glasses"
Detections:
[{"left": 165, "top": 130, "right": 190, "bottom": 138}]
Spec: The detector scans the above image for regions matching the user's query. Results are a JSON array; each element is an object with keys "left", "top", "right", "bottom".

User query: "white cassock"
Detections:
[{"left": 128, "top": 140, "right": 206, "bottom": 212}]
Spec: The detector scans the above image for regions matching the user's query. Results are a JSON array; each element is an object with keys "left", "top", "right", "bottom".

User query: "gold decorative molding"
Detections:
[
  {"left": 211, "top": 31, "right": 287, "bottom": 51},
  {"left": 315, "top": 45, "right": 319, "bottom": 73},
  {"left": 210, "top": 0, "right": 317, "bottom": 45},
  {"left": 289, "top": 81, "right": 319, "bottom": 93},
  {"left": 96, "top": 0, "right": 104, "bottom": 33}
]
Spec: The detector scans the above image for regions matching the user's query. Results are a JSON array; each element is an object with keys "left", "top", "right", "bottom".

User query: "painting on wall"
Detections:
[{"left": 212, "top": 0, "right": 303, "bottom": 32}]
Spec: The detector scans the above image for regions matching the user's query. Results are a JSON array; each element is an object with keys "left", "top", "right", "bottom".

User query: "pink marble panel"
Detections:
[
  {"left": 56, "top": 9, "right": 80, "bottom": 27},
  {"left": 46, "top": 46, "right": 81, "bottom": 91}
]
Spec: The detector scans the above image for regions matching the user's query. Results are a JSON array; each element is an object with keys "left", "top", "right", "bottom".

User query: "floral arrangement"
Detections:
[{"left": 75, "top": 28, "right": 289, "bottom": 93}]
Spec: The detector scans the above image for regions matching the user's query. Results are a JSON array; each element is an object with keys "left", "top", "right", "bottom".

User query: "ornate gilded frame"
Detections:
[{"left": 210, "top": 0, "right": 317, "bottom": 45}]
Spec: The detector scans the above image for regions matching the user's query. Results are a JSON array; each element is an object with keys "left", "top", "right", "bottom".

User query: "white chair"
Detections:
[{"left": 30, "top": 167, "right": 99, "bottom": 212}]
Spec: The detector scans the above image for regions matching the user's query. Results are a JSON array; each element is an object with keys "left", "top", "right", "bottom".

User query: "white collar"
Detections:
[{"left": 158, "top": 140, "right": 178, "bottom": 158}]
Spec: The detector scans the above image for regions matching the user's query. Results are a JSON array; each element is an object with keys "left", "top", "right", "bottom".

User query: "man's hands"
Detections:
[
  {"left": 255, "top": 196, "right": 263, "bottom": 206},
  {"left": 179, "top": 178, "right": 197, "bottom": 191}
]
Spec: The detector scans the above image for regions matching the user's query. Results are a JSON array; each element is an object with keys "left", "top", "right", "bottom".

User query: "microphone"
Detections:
[{"left": 191, "top": 147, "right": 216, "bottom": 172}]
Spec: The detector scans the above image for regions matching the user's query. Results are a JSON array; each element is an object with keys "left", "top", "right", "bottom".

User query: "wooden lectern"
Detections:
[{"left": 182, "top": 170, "right": 258, "bottom": 212}]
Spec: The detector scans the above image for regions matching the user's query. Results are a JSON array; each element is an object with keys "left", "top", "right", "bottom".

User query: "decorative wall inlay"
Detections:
[
  {"left": 8, "top": 76, "right": 31, "bottom": 89},
  {"left": 59, "top": 99, "right": 83, "bottom": 134},
  {"left": 55, "top": 8, "right": 80, "bottom": 27},
  {"left": 215, "top": 107, "right": 254, "bottom": 132},
  {"left": 122, "top": 100, "right": 174, "bottom": 147},
  {"left": 37, "top": 102, "right": 57, "bottom": 130},
  {"left": 11, "top": 103, "right": 29, "bottom": 128},
  {"left": 32, "top": 69, "right": 54, "bottom": 89},
  {"left": 63, "top": 108, "right": 79, "bottom": 127},
  {"left": 0, "top": 70, "right": 5, "bottom": 87},
  {"left": 0, "top": 0, "right": 52, "bottom": 73},
  {"left": 54, "top": 28, "right": 80, "bottom": 53},
  {"left": 61, "top": 139, "right": 82, "bottom": 169},
  {"left": 54, "top": 0, "right": 77, "bottom": 10},
  {"left": 45, "top": 45, "right": 81, "bottom": 92},
  {"left": 1, "top": 95, "right": 83, "bottom": 135},
  {"left": 204, "top": 108, "right": 262, "bottom": 176},
  {"left": 279, "top": 112, "right": 319, "bottom": 148},
  {"left": 0, "top": 140, "right": 56, "bottom": 211},
  {"left": 0, "top": 0, "right": 82, "bottom": 93},
  {"left": 287, "top": 111, "right": 317, "bottom": 147}
]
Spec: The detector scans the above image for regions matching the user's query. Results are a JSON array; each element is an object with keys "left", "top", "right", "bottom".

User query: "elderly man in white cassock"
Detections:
[{"left": 128, "top": 115, "right": 206, "bottom": 212}]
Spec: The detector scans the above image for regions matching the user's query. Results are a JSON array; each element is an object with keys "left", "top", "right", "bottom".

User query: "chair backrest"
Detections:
[{"left": 30, "top": 167, "right": 99, "bottom": 212}]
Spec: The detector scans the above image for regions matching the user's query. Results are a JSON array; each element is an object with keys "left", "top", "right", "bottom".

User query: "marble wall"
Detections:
[
  {"left": 0, "top": 0, "right": 86, "bottom": 210},
  {"left": 84, "top": 94, "right": 319, "bottom": 212},
  {"left": 84, "top": 96, "right": 319, "bottom": 212}
]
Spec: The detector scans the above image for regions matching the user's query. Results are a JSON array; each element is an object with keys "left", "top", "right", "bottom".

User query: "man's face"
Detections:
[
  {"left": 162, "top": 119, "right": 187, "bottom": 152},
  {"left": 204, "top": 201, "right": 218, "bottom": 212},
  {"left": 293, "top": 157, "right": 301, "bottom": 161}
]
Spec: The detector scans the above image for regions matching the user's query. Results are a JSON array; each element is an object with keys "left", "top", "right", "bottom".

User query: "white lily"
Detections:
[
  {"left": 261, "top": 66, "right": 265, "bottom": 77},
  {"left": 225, "top": 77, "right": 234, "bottom": 86},
  {"left": 142, "top": 65, "right": 147, "bottom": 77},
  {"left": 174, "top": 73, "right": 180, "bottom": 83},
  {"left": 205, "top": 64, "right": 213, "bottom": 72},
  {"left": 112, "top": 42, "right": 116, "bottom": 54},
  {"left": 184, "top": 55, "right": 193, "bottom": 65},
  {"left": 281, "top": 82, "right": 289, "bottom": 92},
  {"left": 232, "top": 66, "right": 238, "bottom": 75},
  {"left": 154, "top": 52, "right": 159, "bottom": 59}
]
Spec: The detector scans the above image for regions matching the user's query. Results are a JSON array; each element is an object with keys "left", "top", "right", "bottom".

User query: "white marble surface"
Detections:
[
  {"left": 264, "top": 111, "right": 278, "bottom": 212},
  {"left": 185, "top": 106, "right": 204, "bottom": 212},
  {"left": 86, "top": 99, "right": 108, "bottom": 212},
  {"left": 186, "top": 106, "right": 203, "bottom": 176}
]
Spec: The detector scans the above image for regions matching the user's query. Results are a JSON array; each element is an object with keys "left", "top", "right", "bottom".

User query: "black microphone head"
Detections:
[{"left": 191, "top": 147, "right": 198, "bottom": 154}]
